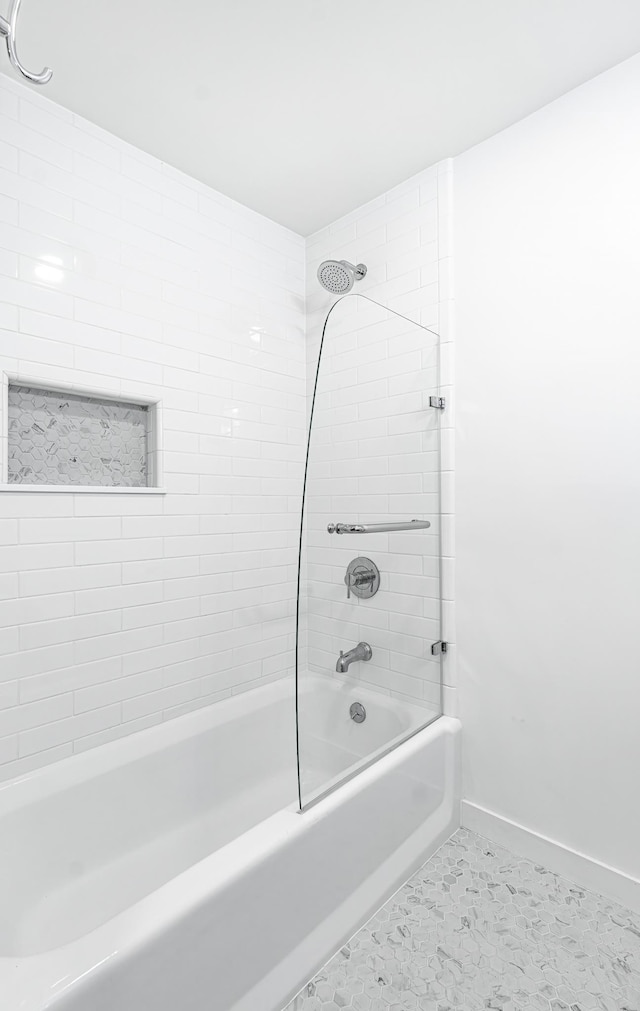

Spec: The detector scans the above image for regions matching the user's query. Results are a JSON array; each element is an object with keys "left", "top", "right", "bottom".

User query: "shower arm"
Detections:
[{"left": 0, "top": 0, "right": 52, "bottom": 84}]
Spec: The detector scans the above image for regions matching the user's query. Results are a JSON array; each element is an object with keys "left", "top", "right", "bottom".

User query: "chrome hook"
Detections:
[{"left": 0, "top": 0, "right": 52, "bottom": 85}]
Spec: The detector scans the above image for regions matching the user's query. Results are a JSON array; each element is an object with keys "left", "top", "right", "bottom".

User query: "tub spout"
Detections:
[{"left": 335, "top": 642, "right": 372, "bottom": 673}]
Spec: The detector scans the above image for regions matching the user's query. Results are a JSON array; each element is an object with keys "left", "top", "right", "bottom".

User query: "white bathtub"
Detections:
[{"left": 0, "top": 674, "right": 460, "bottom": 1011}]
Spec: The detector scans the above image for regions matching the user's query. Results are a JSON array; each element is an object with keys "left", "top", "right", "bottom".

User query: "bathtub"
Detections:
[{"left": 0, "top": 674, "right": 460, "bottom": 1011}]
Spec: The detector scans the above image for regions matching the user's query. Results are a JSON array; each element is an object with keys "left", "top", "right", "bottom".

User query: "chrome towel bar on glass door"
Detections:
[{"left": 327, "top": 520, "right": 431, "bottom": 534}]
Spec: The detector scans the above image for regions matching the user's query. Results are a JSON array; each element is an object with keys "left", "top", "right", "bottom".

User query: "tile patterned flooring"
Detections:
[{"left": 285, "top": 829, "right": 640, "bottom": 1011}]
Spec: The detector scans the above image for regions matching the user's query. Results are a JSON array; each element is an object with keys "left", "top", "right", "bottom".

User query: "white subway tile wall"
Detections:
[
  {"left": 0, "top": 69, "right": 455, "bottom": 782},
  {"left": 0, "top": 72, "right": 305, "bottom": 781},
  {"left": 303, "top": 163, "right": 455, "bottom": 715}
]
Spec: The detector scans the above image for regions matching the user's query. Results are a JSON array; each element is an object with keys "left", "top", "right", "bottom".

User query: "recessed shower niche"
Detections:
[{"left": 2, "top": 379, "right": 162, "bottom": 490}]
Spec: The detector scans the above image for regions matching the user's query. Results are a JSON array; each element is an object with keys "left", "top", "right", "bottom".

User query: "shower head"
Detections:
[{"left": 317, "top": 259, "right": 367, "bottom": 294}]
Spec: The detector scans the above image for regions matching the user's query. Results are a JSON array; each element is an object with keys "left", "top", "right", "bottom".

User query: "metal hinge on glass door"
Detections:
[
  {"left": 429, "top": 396, "right": 446, "bottom": 410},
  {"left": 431, "top": 640, "right": 448, "bottom": 656}
]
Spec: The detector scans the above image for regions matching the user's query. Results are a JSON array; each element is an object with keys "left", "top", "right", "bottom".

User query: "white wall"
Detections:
[
  {"left": 0, "top": 72, "right": 305, "bottom": 782},
  {"left": 455, "top": 53, "right": 640, "bottom": 883},
  {"left": 304, "top": 165, "right": 456, "bottom": 715}
]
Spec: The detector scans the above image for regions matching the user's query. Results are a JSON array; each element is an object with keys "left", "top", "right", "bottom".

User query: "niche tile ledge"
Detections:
[{"left": 0, "top": 485, "right": 167, "bottom": 494}]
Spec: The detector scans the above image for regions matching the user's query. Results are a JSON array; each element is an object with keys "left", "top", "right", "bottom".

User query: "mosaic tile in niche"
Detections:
[
  {"left": 285, "top": 828, "right": 640, "bottom": 1011},
  {"left": 7, "top": 385, "right": 149, "bottom": 487}
]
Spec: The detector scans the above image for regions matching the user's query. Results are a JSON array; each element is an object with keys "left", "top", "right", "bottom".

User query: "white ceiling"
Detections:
[{"left": 16, "top": 0, "right": 640, "bottom": 235}]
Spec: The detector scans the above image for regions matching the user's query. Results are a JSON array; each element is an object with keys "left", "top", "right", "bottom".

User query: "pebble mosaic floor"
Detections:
[{"left": 284, "top": 829, "right": 640, "bottom": 1011}]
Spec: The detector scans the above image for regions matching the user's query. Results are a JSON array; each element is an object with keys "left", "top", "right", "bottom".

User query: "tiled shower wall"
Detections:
[
  {"left": 0, "top": 70, "right": 455, "bottom": 782},
  {"left": 0, "top": 72, "right": 305, "bottom": 781},
  {"left": 304, "top": 163, "right": 456, "bottom": 715}
]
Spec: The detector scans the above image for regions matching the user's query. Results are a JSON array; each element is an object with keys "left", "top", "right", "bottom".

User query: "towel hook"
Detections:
[{"left": 0, "top": 0, "right": 52, "bottom": 84}]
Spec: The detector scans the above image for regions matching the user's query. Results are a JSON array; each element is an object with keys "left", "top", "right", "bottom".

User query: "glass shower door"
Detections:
[{"left": 295, "top": 294, "right": 443, "bottom": 809}]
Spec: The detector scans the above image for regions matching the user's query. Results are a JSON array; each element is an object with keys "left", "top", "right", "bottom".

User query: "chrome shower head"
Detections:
[{"left": 317, "top": 259, "right": 367, "bottom": 294}]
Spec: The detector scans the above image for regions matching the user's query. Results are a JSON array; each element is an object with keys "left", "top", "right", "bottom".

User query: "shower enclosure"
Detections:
[
  {"left": 0, "top": 290, "right": 457, "bottom": 1011},
  {"left": 296, "top": 293, "right": 445, "bottom": 809}
]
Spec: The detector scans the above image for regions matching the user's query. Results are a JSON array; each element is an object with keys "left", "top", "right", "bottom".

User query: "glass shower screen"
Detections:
[{"left": 295, "top": 294, "right": 444, "bottom": 809}]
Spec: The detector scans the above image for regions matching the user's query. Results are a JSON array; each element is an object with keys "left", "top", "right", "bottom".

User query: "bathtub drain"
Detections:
[{"left": 350, "top": 702, "right": 366, "bottom": 723}]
